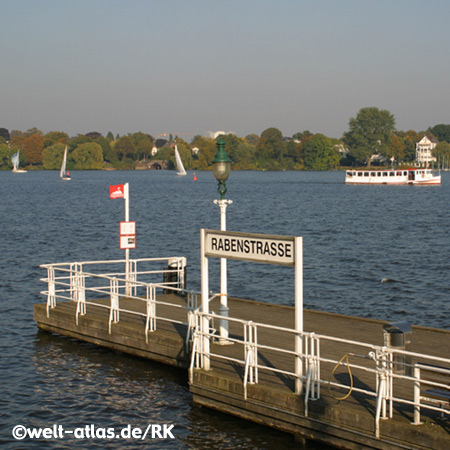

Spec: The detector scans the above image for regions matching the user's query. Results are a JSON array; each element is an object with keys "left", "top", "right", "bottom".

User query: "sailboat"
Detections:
[
  {"left": 11, "top": 151, "right": 27, "bottom": 173},
  {"left": 174, "top": 144, "right": 186, "bottom": 176},
  {"left": 60, "top": 146, "right": 71, "bottom": 181}
]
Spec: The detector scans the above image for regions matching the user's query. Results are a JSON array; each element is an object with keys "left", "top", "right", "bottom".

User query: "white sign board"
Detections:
[
  {"left": 120, "top": 221, "right": 136, "bottom": 235},
  {"left": 120, "top": 235, "right": 136, "bottom": 249},
  {"left": 205, "top": 230, "right": 295, "bottom": 266}
]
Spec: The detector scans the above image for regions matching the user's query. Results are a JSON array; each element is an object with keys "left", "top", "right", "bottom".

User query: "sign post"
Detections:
[{"left": 110, "top": 183, "right": 135, "bottom": 296}]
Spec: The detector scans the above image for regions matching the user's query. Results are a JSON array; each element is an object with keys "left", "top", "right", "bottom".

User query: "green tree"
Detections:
[
  {"left": 293, "top": 130, "right": 312, "bottom": 141},
  {"left": 115, "top": 136, "right": 136, "bottom": 161},
  {"left": 303, "top": 134, "right": 340, "bottom": 170},
  {"left": 43, "top": 131, "right": 69, "bottom": 149},
  {"left": 245, "top": 134, "right": 259, "bottom": 146},
  {"left": 106, "top": 131, "right": 114, "bottom": 141},
  {"left": 433, "top": 141, "right": 450, "bottom": 167},
  {"left": 255, "top": 127, "right": 286, "bottom": 169},
  {"left": 231, "top": 141, "right": 256, "bottom": 169},
  {"left": 427, "top": 124, "right": 450, "bottom": 143},
  {"left": 42, "top": 143, "right": 66, "bottom": 170},
  {"left": 191, "top": 136, "right": 216, "bottom": 170},
  {"left": 343, "top": 107, "right": 396, "bottom": 166},
  {"left": 95, "top": 136, "right": 115, "bottom": 164},
  {"left": 131, "top": 132, "right": 153, "bottom": 160},
  {"left": 0, "top": 143, "right": 13, "bottom": 169},
  {"left": 72, "top": 142, "right": 103, "bottom": 169},
  {"left": 0, "top": 128, "right": 10, "bottom": 141},
  {"left": 68, "top": 135, "right": 92, "bottom": 151}
]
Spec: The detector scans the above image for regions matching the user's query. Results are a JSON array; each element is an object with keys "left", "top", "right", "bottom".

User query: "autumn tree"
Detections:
[
  {"left": 397, "top": 130, "right": 421, "bottom": 162},
  {"left": 23, "top": 134, "right": 44, "bottom": 165},
  {"left": 386, "top": 134, "right": 405, "bottom": 163}
]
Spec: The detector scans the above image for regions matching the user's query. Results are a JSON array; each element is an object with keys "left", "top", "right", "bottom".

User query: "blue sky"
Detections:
[{"left": 2, "top": 0, "right": 450, "bottom": 139}]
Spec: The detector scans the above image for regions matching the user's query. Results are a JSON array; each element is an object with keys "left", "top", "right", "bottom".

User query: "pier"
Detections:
[{"left": 34, "top": 254, "right": 450, "bottom": 450}]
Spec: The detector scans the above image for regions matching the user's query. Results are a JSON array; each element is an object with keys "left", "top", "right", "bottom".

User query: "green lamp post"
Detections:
[{"left": 212, "top": 138, "right": 233, "bottom": 342}]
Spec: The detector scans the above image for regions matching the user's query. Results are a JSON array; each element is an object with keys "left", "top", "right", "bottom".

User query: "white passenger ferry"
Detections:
[{"left": 345, "top": 168, "right": 441, "bottom": 185}]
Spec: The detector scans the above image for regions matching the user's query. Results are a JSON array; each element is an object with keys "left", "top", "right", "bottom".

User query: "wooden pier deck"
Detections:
[{"left": 34, "top": 295, "right": 450, "bottom": 450}]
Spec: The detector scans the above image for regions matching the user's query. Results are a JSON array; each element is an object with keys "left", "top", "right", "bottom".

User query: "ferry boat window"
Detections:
[
  {"left": 357, "top": 172, "right": 362, "bottom": 176},
  {"left": 396, "top": 172, "right": 402, "bottom": 176},
  {"left": 364, "top": 172, "right": 369, "bottom": 177},
  {"left": 403, "top": 171, "right": 407, "bottom": 176},
  {"left": 377, "top": 172, "right": 381, "bottom": 176},
  {"left": 383, "top": 172, "right": 388, "bottom": 176},
  {"left": 389, "top": 172, "right": 395, "bottom": 176},
  {"left": 371, "top": 172, "right": 376, "bottom": 176}
]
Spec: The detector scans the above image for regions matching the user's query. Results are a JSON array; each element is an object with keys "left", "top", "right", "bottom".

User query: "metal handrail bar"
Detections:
[{"left": 41, "top": 256, "right": 185, "bottom": 267}]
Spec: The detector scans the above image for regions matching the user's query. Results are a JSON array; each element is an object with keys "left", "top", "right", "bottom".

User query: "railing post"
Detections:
[
  {"left": 75, "top": 270, "right": 86, "bottom": 325},
  {"left": 145, "top": 284, "right": 156, "bottom": 341},
  {"left": 374, "top": 349, "right": 389, "bottom": 438},
  {"left": 46, "top": 266, "right": 56, "bottom": 317},
  {"left": 412, "top": 365, "right": 423, "bottom": 425},
  {"left": 109, "top": 278, "right": 119, "bottom": 334}
]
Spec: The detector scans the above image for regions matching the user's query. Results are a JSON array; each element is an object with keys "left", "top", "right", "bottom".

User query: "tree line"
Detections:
[{"left": 2, "top": 107, "right": 450, "bottom": 171}]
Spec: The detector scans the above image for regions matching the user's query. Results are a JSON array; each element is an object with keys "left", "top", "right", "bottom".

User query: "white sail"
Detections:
[
  {"left": 60, "top": 146, "right": 71, "bottom": 180},
  {"left": 174, "top": 144, "right": 186, "bottom": 176},
  {"left": 11, "top": 150, "right": 27, "bottom": 173},
  {"left": 11, "top": 152, "right": 19, "bottom": 171}
]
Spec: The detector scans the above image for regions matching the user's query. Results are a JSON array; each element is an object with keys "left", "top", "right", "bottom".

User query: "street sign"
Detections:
[{"left": 205, "top": 229, "right": 295, "bottom": 266}]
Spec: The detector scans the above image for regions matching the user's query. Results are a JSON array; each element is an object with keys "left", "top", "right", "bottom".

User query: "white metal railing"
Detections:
[
  {"left": 188, "top": 310, "right": 450, "bottom": 439},
  {"left": 40, "top": 257, "right": 198, "bottom": 338}
]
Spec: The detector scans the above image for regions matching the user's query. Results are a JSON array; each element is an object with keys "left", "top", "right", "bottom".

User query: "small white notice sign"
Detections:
[
  {"left": 120, "top": 235, "right": 136, "bottom": 249},
  {"left": 120, "top": 221, "right": 136, "bottom": 235}
]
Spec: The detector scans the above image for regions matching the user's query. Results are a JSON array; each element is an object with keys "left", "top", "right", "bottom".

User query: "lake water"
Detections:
[{"left": 1, "top": 169, "right": 449, "bottom": 449}]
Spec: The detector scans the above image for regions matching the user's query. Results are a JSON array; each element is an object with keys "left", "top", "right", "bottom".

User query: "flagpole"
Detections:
[{"left": 124, "top": 183, "right": 130, "bottom": 296}]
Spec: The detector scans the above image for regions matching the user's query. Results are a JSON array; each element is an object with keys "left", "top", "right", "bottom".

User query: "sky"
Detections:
[{"left": 2, "top": 0, "right": 450, "bottom": 139}]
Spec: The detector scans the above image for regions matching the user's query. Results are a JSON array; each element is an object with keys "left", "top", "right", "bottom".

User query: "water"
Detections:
[{"left": 1, "top": 169, "right": 449, "bottom": 449}]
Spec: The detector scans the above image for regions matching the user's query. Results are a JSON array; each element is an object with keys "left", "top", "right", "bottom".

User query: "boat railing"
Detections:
[
  {"left": 40, "top": 257, "right": 198, "bottom": 338},
  {"left": 188, "top": 310, "right": 450, "bottom": 439}
]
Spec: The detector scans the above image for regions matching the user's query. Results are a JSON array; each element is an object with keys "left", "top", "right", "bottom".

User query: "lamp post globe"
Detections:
[{"left": 212, "top": 138, "right": 232, "bottom": 199}]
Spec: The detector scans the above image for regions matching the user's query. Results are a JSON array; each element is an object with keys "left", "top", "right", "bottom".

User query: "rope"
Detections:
[{"left": 328, "top": 353, "right": 354, "bottom": 401}]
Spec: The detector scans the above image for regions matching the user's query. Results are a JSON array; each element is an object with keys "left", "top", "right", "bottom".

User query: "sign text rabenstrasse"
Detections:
[{"left": 205, "top": 230, "right": 295, "bottom": 266}]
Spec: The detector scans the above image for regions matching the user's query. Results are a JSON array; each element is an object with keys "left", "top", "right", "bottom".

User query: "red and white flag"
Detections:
[{"left": 109, "top": 184, "right": 125, "bottom": 199}]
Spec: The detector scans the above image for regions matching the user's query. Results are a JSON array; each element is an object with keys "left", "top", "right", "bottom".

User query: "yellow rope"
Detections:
[{"left": 328, "top": 353, "right": 354, "bottom": 401}]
